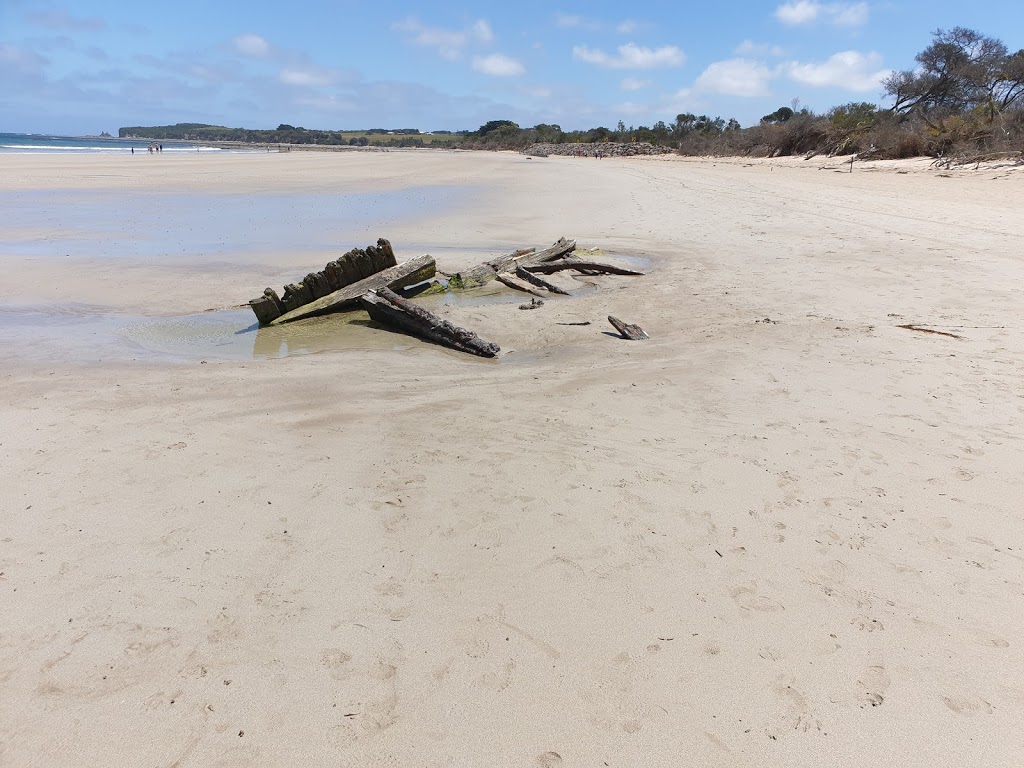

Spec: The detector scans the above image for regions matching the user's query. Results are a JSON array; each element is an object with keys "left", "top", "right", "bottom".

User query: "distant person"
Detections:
[{"left": 131, "top": 147, "right": 134, "bottom": 154}]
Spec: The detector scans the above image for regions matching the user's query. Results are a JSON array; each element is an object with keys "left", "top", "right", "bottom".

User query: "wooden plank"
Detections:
[
  {"left": 268, "top": 255, "right": 435, "bottom": 326},
  {"left": 524, "top": 259, "right": 644, "bottom": 276},
  {"left": 451, "top": 238, "right": 576, "bottom": 289},
  {"left": 514, "top": 265, "right": 571, "bottom": 295},
  {"left": 360, "top": 287, "right": 500, "bottom": 357},
  {"left": 495, "top": 273, "right": 546, "bottom": 297}
]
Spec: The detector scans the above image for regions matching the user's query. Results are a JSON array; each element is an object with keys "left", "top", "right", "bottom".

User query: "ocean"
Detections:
[{"left": 0, "top": 132, "right": 230, "bottom": 154}]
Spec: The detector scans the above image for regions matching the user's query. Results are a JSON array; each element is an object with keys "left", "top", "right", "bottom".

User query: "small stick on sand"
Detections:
[{"left": 897, "top": 324, "right": 963, "bottom": 339}]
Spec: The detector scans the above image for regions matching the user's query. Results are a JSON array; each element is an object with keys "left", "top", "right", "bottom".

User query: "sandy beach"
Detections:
[{"left": 2, "top": 149, "right": 1023, "bottom": 767}]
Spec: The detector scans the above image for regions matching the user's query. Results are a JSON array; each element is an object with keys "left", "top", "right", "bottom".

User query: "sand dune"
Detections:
[{"left": 2, "top": 150, "right": 1022, "bottom": 767}]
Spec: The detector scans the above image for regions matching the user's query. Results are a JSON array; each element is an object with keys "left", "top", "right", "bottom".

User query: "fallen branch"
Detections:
[
  {"left": 360, "top": 287, "right": 500, "bottom": 357},
  {"left": 524, "top": 259, "right": 644, "bottom": 276},
  {"left": 608, "top": 315, "right": 649, "bottom": 340}
]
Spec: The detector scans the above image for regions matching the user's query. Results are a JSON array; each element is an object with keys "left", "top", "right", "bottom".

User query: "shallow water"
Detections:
[
  {"left": 0, "top": 287, "right": 541, "bottom": 363},
  {"left": 0, "top": 254, "right": 644, "bottom": 364},
  {"left": 0, "top": 186, "right": 471, "bottom": 261}
]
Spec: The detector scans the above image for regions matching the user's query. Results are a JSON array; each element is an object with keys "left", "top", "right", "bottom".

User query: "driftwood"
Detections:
[
  {"left": 360, "top": 287, "right": 500, "bottom": 358},
  {"left": 897, "top": 324, "right": 962, "bottom": 339},
  {"left": 250, "top": 239, "right": 398, "bottom": 324},
  {"left": 514, "top": 266, "right": 570, "bottom": 295},
  {"left": 608, "top": 315, "right": 649, "bottom": 340},
  {"left": 519, "top": 298, "right": 544, "bottom": 310},
  {"left": 269, "top": 255, "right": 436, "bottom": 326},
  {"left": 523, "top": 259, "right": 644, "bottom": 276},
  {"left": 451, "top": 238, "right": 576, "bottom": 288},
  {"left": 495, "top": 273, "right": 546, "bottom": 297}
]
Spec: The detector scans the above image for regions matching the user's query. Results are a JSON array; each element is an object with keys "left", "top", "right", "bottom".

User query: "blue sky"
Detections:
[{"left": 1, "top": 1, "right": 1021, "bottom": 134}]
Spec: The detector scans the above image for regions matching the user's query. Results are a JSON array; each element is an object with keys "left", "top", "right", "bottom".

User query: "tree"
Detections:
[
  {"left": 477, "top": 120, "right": 519, "bottom": 137},
  {"left": 828, "top": 102, "right": 877, "bottom": 131},
  {"left": 533, "top": 123, "right": 563, "bottom": 143},
  {"left": 884, "top": 27, "right": 1024, "bottom": 124},
  {"left": 761, "top": 107, "right": 794, "bottom": 124},
  {"left": 674, "top": 113, "right": 697, "bottom": 135}
]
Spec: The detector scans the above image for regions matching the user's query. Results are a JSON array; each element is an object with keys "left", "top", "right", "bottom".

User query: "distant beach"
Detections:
[{"left": 0, "top": 132, "right": 235, "bottom": 154}]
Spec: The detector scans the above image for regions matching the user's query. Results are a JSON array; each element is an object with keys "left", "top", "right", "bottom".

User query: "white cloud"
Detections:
[
  {"left": 613, "top": 100, "right": 650, "bottom": 117},
  {"left": 233, "top": 34, "right": 269, "bottom": 58},
  {"left": 664, "top": 87, "right": 695, "bottom": 111},
  {"left": 573, "top": 43, "right": 685, "bottom": 70},
  {"left": 735, "top": 40, "right": 786, "bottom": 57},
  {"left": 472, "top": 53, "right": 525, "bottom": 77},
  {"left": 784, "top": 50, "right": 888, "bottom": 90},
  {"left": 832, "top": 2, "right": 869, "bottom": 26},
  {"left": 556, "top": 14, "right": 600, "bottom": 30},
  {"left": 471, "top": 20, "right": 494, "bottom": 44},
  {"left": 278, "top": 67, "right": 338, "bottom": 87},
  {"left": 695, "top": 58, "right": 774, "bottom": 98},
  {"left": 621, "top": 77, "right": 651, "bottom": 91},
  {"left": 393, "top": 17, "right": 493, "bottom": 61},
  {"left": 775, "top": 2, "right": 868, "bottom": 27},
  {"left": 556, "top": 14, "right": 648, "bottom": 34},
  {"left": 776, "top": 1, "right": 819, "bottom": 24}
]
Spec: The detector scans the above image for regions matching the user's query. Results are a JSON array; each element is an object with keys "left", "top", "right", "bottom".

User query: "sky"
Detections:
[{"left": 1, "top": 0, "right": 1022, "bottom": 135}]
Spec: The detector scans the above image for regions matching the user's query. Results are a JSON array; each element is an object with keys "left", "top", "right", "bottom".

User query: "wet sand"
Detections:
[{"left": 2, "top": 150, "right": 1023, "bottom": 767}]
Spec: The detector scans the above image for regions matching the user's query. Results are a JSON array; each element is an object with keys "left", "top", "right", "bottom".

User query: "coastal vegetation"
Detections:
[
  {"left": 117, "top": 123, "right": 460, "bottom": 147},
  {"left": 120, "top": 27, "right": 1022, "bottom": 162}
]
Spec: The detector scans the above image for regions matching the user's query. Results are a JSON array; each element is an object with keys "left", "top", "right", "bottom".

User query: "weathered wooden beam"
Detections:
[
  {"left": 268, "top": 255, "right": 436, "bottom": 326},
  {"left": 495, "top": 273, "right": 546, "bottom": 297},
  {"left": 608, "top": 315, "right": 649, "bottom": 340},
  {"left": 524, "top": 259, "right": 644, "bottom": 276},
  {"left": 361, "top": 287, "right": 500, "bottom": 358},
  {"left": 250, "top": 238, "right": 399, "bottom": 323},
  {"left": 450, "top": 238, "right": 576, "bottom": 289},
  {"left": 514, "top": 265, "right": 570, "bottom": 295}
]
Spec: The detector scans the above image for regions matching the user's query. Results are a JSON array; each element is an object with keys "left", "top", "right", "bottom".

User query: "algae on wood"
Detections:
[
  {"left": 450, "top": 238, "right": 576, "bottom": 289},
  {"left": 269, "top": 255, "right": 436, "bottom": 326},
  {"left": 250, "top": 238, "right": 399, "bottom": 324}
]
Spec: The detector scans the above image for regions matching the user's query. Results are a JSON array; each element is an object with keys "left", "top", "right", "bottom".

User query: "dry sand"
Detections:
[{"left": 2, "top": 150, "right": 1023, "bottom": 766}]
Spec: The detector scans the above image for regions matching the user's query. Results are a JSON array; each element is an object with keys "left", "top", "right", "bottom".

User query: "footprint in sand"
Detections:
[
  {"left": 773, "top": 675, "right": 822, "bottom": 733},
  {"left": 730, "top": 583, "right": 785, "bottom": 613},
  {"left": 943, "top": 695, "right": 994, "bottom": 716},
  {"left": 857, "top": 665, "right": 890, "bottom": 707}
]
